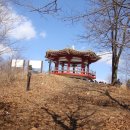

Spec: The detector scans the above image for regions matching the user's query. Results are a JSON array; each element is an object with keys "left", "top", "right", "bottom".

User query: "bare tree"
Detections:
[
  {"left": 0, "top": 0, "right": 59, "bottom": 56},
  {"left": 0, "top": 0, "right": 20, "bottom": 56},
  {"left": 10, "top": 0, "right": 59, "bottom": 15},
  {"left": 65, "top": 0, "right": 130, "bottom": 85},
  {"left": 113, "top": 0, "right": 130, "bottom": 9}
]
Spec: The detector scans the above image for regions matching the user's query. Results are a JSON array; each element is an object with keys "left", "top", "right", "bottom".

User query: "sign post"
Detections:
[{"left": 26, "top": 65, "right": 32, "bottom": 91}]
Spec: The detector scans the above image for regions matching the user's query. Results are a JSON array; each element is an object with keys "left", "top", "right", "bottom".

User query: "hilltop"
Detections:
[{"left": 0, "top": 74, "right": 130, "bottom": 130}]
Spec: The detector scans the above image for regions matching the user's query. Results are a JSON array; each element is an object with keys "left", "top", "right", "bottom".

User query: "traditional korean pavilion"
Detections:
[{"left": 45, "top": 48, "right": 101, "bottom": 79}]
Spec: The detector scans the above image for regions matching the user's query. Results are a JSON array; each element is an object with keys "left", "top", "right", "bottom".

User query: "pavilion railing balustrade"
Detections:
[{"left": 51, "top": 67, "right": 96, "bottom": 76}]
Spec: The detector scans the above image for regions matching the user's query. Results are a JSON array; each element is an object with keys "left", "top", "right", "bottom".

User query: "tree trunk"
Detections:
[{"left": 111, "top": 54, "right": 119, "bottom": 85}]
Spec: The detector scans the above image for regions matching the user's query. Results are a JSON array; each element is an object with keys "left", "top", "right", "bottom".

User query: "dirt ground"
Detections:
[{"left": 0, "top": 73, "right": 130, "bottom": 130}]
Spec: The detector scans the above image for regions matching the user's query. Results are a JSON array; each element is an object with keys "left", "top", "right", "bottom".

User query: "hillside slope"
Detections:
[{"left": 0, "top": 74, "right": 130, "bottom": 130}]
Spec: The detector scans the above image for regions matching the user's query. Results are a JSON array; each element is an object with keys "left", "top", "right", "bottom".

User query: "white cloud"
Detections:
[
  {"left": 1, "top": 4, "right": 36, "bottom": 40},
  {"left": 97, "top": 52, "right": 112, "bottom": 65},
  {"left": 10, "top": 20, "right": 36, "bottom": 40},
  {"left": 40, "top": 31, "right": 46, "bottom": 39}
]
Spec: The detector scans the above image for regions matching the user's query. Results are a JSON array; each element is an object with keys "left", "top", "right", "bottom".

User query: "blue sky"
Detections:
[{"left": 3, "top": 0, "right": 113, "bottom": 82}]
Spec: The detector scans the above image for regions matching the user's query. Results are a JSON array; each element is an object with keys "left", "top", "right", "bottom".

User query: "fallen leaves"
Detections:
[{"left": 0, "top": 74, "right": 130, "bottom": 130}]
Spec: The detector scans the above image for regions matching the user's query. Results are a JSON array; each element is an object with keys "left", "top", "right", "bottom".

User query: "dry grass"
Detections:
[
  {"left": 0, "top": 73, "right": 130, "bottom": 130},
  {"left": 0, "top": 61, "right": 25, "bottom": 87}
]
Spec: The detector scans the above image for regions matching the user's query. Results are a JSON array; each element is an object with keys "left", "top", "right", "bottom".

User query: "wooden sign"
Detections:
[
  {"left": 28, "top": 60, "right": 43, "bottom": 73},
  {"left": 11, "top": 59, "right": 25, "bottom": 68}
]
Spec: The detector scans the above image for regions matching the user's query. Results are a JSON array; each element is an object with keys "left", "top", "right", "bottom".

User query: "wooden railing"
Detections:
[{"left": 51, "top": 67, "right": 96, "bottom": 76}]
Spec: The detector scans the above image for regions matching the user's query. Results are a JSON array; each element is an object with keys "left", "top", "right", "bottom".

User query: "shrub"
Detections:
[
  {"left": 0, "top": 59, "right": 24, "bottom": 87},
  {"left": 126, "top": 79, "right": 130, "bottom": 88}
]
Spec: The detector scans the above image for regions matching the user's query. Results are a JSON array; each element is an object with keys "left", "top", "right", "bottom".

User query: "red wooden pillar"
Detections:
[
  {"left": 67, "top": 57, "right": 71, "bottom": 73},
  {"left": 81, "top": 59, "right": 85, "bottom": 74},
  {"left": 55, "top": 59, "right": 59, "bottom": 73},
  {"left": 81, "top": 63, "right": 85, "bottom": 74},
  {"left": 73, "top": 64, "right": 76, "bottom": 73},
  {"left": 67, "top": 60, "right": 70, "bottom": 73},
  {"left": 61, "top": 63, "right": 64, "bottom": 73}
]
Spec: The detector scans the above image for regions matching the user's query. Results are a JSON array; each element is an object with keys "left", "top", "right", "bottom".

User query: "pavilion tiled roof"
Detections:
[{"left": 45, "top": 48, "right": 101, "bottom": 63}]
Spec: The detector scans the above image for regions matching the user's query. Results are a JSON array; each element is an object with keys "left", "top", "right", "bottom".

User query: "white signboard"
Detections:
[
  {"left": 29, "top": 60, "right": 43, "bottom": 69},
  {"left": 11, "top": 59, "right": 24, "bottom": 68}
]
